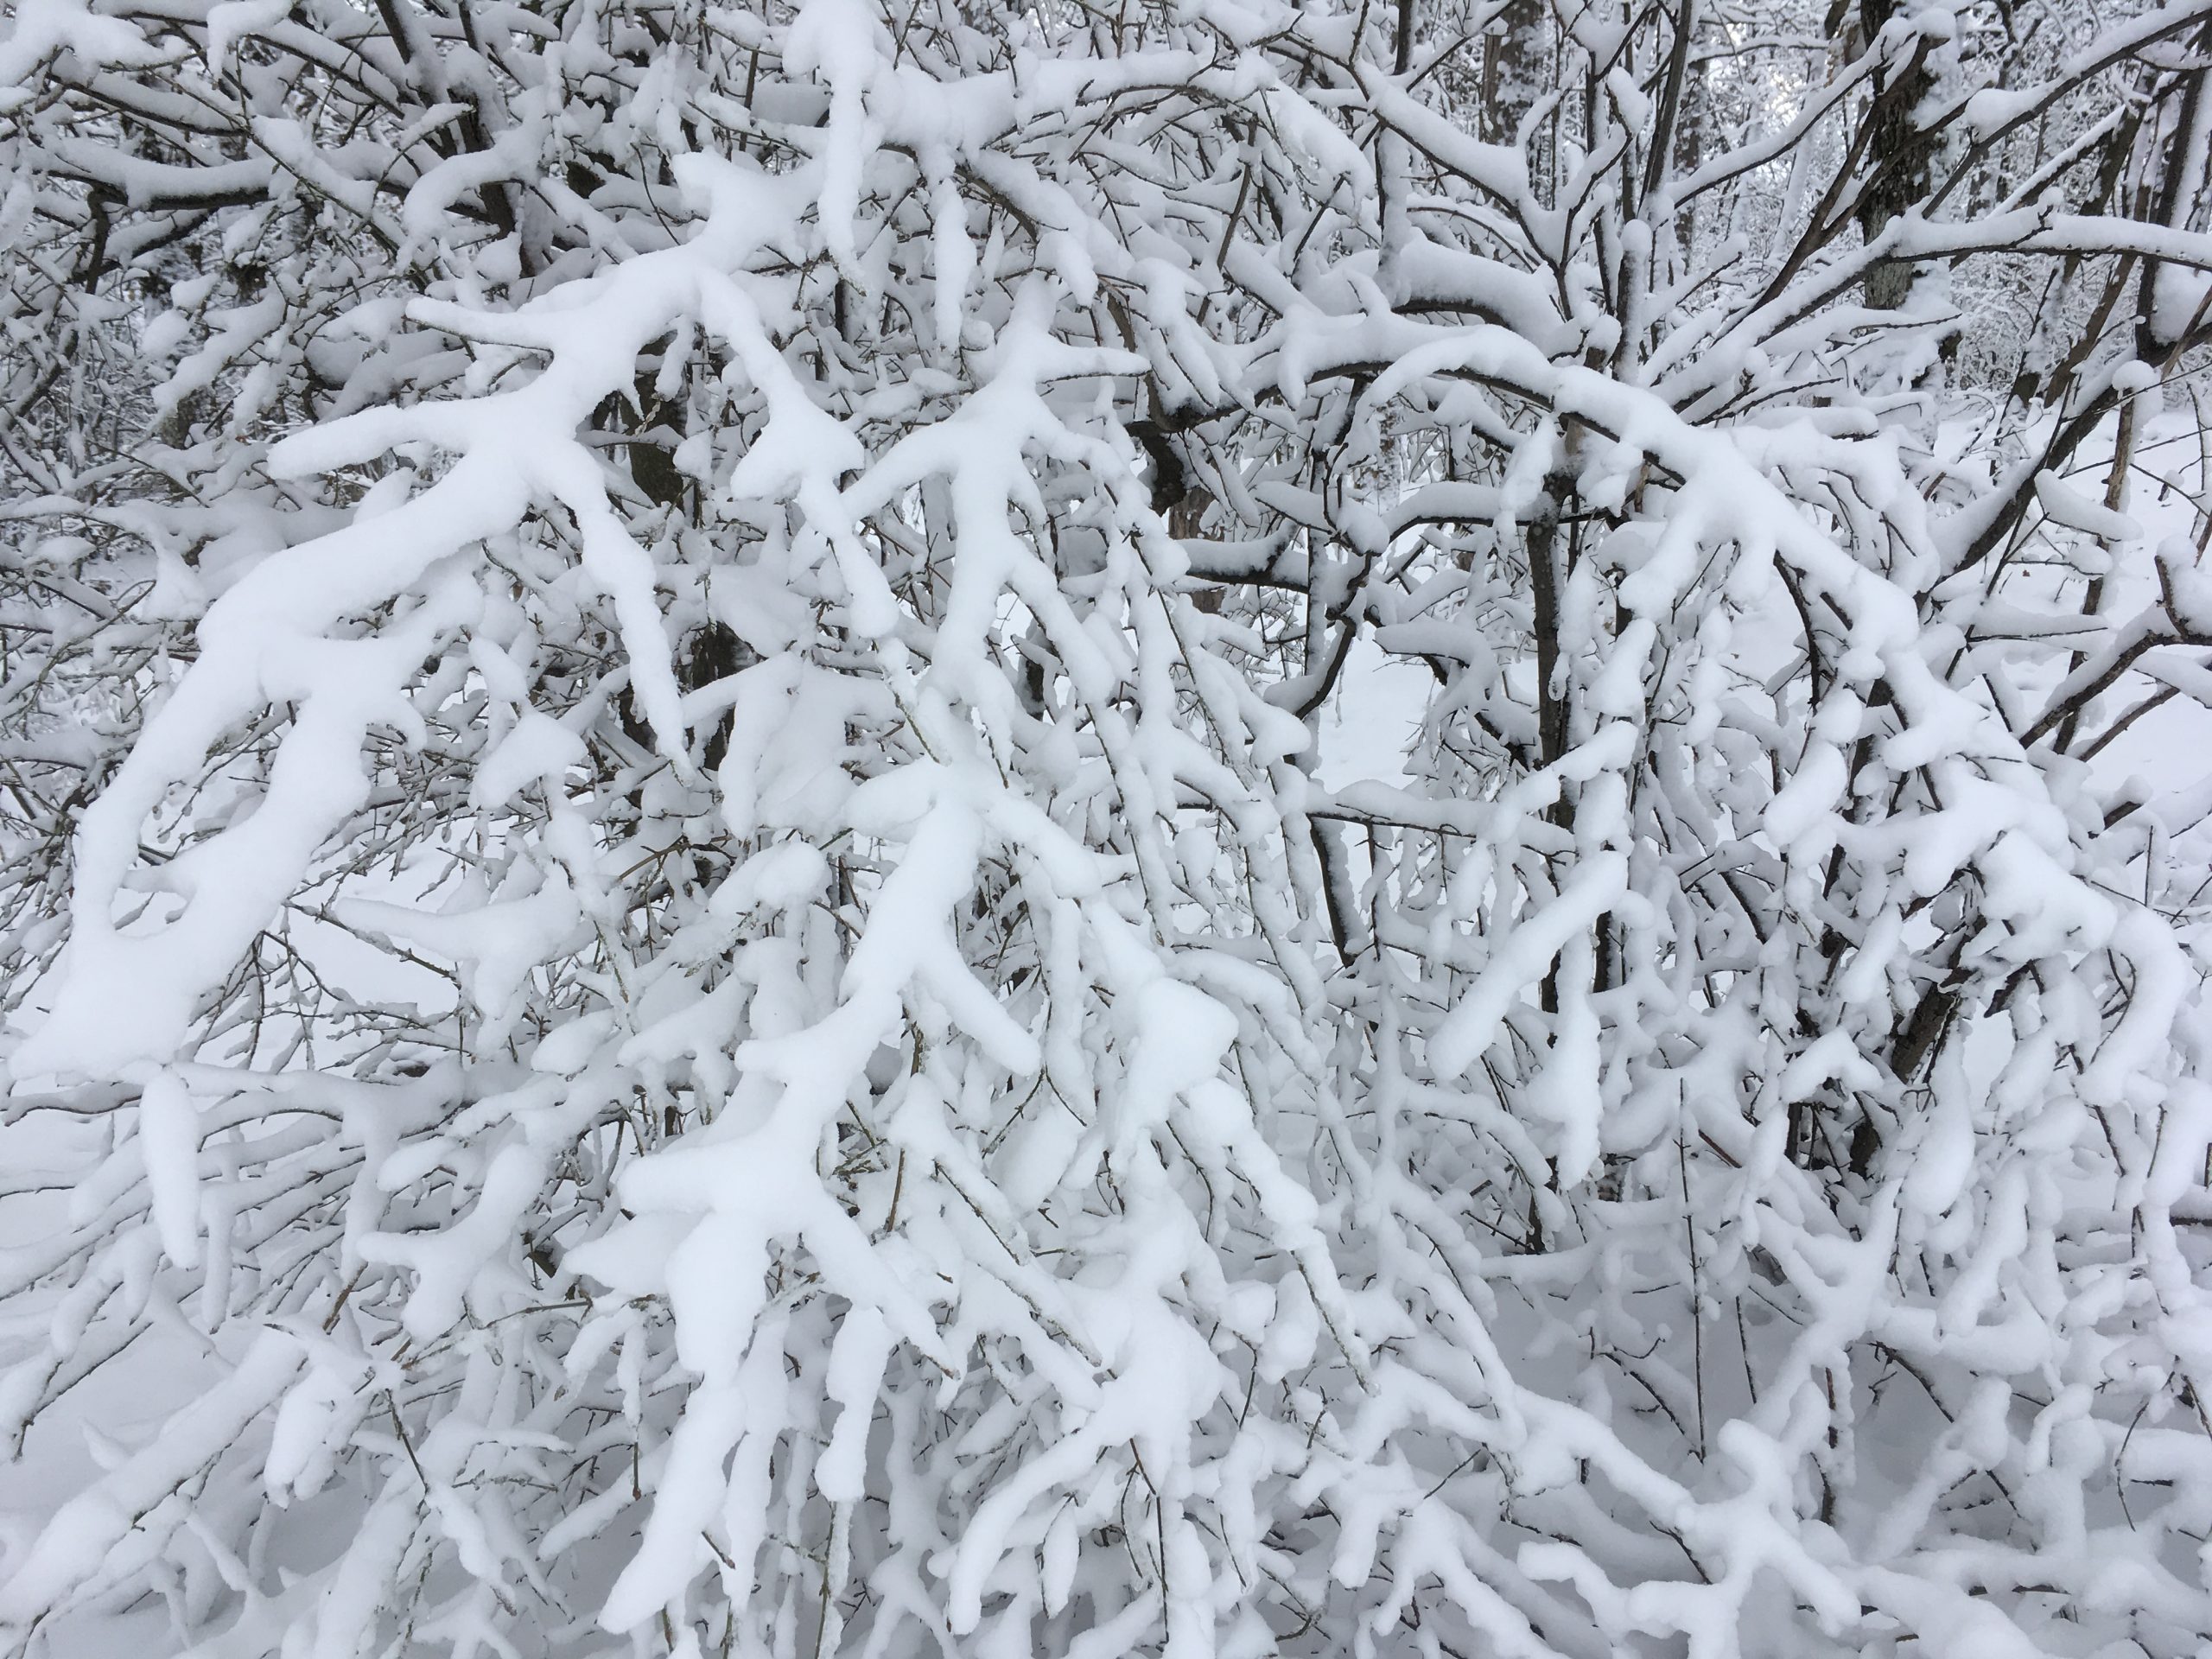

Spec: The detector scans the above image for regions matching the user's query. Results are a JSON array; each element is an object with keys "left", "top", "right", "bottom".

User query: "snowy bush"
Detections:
[{"left": 3, "top": 0, "right": 2212, "bottom": 1655}]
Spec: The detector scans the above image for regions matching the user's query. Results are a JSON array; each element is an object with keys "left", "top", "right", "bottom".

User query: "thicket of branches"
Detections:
[{"left": 3, "top": 0, "right": 2212, "bottom": 1655}]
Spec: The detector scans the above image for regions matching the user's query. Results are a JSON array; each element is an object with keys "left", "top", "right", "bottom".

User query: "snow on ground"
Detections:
[{"left": 1313, "top": 635, "right": 1430, "bottom": 791}]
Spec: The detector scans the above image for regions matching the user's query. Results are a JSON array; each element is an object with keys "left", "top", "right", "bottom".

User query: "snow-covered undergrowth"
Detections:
[{"left": 3, "top": 0, "right": 2212, "bottom": 1655}]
